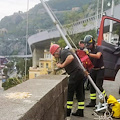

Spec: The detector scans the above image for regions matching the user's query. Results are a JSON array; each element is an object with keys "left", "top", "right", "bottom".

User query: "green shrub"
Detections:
[{"left": 2, "top": 77, "right": 23, "bottom": 90}]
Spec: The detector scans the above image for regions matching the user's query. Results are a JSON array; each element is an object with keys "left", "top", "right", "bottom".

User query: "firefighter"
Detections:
[
  {"left": 79, "top": 40, "right": 85, "bottom": 50},
  {"left": 50, "top": 44, "right": 85, "bottom": 117},
  {"left": 84, "top": 35, "right": 107, "bottom": 107}
]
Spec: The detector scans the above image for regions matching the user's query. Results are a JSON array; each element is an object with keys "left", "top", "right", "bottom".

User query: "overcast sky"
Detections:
[{"left": 0, "top": 0, "right": 40, "bottom": 20}]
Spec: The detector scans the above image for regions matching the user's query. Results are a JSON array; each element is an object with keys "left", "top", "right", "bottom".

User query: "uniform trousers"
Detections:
[{"left": 67, "top": 68, "right": 85, "bottom": 103}]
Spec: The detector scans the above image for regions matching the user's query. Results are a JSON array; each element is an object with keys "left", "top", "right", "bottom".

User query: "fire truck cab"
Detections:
[{"left": 97, "top": 15, "right": 120, "bottom": 81}]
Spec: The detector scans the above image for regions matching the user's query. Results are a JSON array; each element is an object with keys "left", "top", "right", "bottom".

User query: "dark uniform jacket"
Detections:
[
  {"left": 89, "top": 46, "right": 104, "bottom": 68},
  {"left": 59, "top": 49, "right": 80, "bottom": 75}
]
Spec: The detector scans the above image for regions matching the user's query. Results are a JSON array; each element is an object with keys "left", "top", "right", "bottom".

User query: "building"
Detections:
[
  {"left": 0, "top": 56, "right": 8, "bottom": 69},
  {"left": 72, "top": 7, "right": 80, "bottom": 11},
  {"left": 103, "top": 32, "right": 119, "bottom": 45},
  {"left": 29, "top": 49, "right": 56, "bottom": 79},
  {"left": 0, "top": 28, "right": 8, "bottom": 34}
]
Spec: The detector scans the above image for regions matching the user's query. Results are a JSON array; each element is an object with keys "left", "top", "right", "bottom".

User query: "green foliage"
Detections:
[
  {"left": 63, "top": 11, "right": 80, "bottom": 24},
  {"left": 0, "top": 0, "right": 120, "bottom": 55},
  {"left": 2, "top": 77, "right": 23, "bottom": 90},
  {"left": 3, "top": 68, "right": 8, "bottom": 76},
  {"left": 70, "top": 29, "right": 97, "bottom": 48},
  {"left": 114, "top": 26, "right": 120, "bottom": 35},
  {"left": 83, "top": 23, "right": 87, "bottom": 27},
  {"left": 16, "top": 58, "right": 32, "bottom": 76},
  {"left": 57, "top": 37, "right": 66, "bottom": 47},
  {"left": 0, "top": 0, "right": 94, "bottom": 36},
  {"left": 48, "top": 0, "right": 93, "bottom": 11},
  {"left": 3, "top": 61, "right": 14, "bottom": 76},
  {"left": 16, "top": 58, "right": 25, "bottom": 76},
  {"left": 6, "top": 62, "right": 14, "bottom": 68}
]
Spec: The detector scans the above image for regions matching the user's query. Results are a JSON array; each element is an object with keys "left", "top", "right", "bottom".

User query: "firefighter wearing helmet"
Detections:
[
  {"left": 84, "top": 35, "right": 95, "bottom": 48},
  {"left": 84, "top": 35, "right": 108, "bottom": 107},
  {"left": 50, "top": 44, "right": 85, "bottom": 117},
  {"left": 50, "top": 44, "right": 60, "bottom": 56}
]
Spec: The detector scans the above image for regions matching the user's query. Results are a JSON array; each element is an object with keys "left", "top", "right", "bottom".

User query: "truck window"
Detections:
[{"left": 103, "top": 19, "right": 120, "bottom": 46}]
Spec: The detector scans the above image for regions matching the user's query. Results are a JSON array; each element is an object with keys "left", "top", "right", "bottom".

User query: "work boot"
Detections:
[
  {"left": 86, "top": 100, "right": 96, "bottom": 107},
  {"left": 67, "top": 109, "right": 71, "bottom": 117},
  {"left": 72, "top": 109, "right": 84, "bottom": 117}
]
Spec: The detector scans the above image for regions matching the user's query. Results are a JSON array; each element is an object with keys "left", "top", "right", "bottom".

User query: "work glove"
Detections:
[{"left": 83, "top": 48, "right": 89, "bottom": 55}]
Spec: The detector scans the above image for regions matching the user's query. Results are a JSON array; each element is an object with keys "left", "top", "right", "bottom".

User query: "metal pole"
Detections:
[
  {"left": 96, "top": 0, "right": 99, "bottom": 35},
  {"left": 101, "top": 0, "right": 104, "bottom": 18},
  {"left": 109, "top": 0, "right": 114, "bottom": 43},
  {"left": 25, "top": 0, "right": 29, "bottom": 80},
  {"left": 40, "top": 0, "right": 103, "bottom": 99}
]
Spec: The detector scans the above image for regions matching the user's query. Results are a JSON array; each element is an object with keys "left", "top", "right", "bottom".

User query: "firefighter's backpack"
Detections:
[
  {"left": 107, "top": 95, "right": 120, "bottom": 118},
  {"left": 76, "top": 49, "right": 94, "bottom": 70}
]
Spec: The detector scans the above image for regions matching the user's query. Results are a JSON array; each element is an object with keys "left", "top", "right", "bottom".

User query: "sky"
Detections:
[{"left": 0, "top": 0, "right": 40, "bottom": 20}]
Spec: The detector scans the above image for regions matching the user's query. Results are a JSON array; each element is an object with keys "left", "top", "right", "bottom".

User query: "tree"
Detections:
[
  {"left": 57, "top": 37, "right": 66, "bottom": 47},
  {"left": 16, "top": 58, "right": 32, "bottom": 76}
]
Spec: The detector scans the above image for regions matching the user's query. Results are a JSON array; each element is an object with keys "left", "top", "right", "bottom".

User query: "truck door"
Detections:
[
  {"left": 98, "top": 16, "right": 120, "bottom": 81},
  {"left": 101, "top": 40, "right": 120, "bottom": 81}
]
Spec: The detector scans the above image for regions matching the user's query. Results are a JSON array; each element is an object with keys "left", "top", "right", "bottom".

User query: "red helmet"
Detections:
[{"left": 50, "top": 44, "right": 60, "bottom": 55}]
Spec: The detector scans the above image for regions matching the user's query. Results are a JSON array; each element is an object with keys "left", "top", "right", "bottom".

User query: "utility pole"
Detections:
[
  {"left": 101, "top": 0, "right": 104, "bottom": 18},
  {"left": 109, "top": 0, "right": 114, "bottom": 43},
  {"left": 96, "top": 0, "right": 99, "bottom": 35},
  {"left": 25, "top": 0, "right": 29, "bottom": 80}
]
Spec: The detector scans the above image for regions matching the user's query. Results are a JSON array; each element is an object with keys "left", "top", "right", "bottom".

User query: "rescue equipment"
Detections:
[
  {"left": 107, "top": 95, "right": 120, "bottom": 118},
  {"left": 76, "top": 49, "right": 94, "bottom": 70},
  {"left": 93, "top": 110, "right": 113, "bottom": 120}
]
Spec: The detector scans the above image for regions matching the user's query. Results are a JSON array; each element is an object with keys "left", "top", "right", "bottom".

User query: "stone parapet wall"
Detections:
[{"left": 0, "top": 75, "right": 68, "bottom": 120}]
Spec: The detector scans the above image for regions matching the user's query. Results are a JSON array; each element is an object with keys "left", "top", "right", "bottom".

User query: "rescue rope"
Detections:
[
  {"left": 94, "top": 95, "right": 113, "bottom": 120},
  {"left": 93, "top": 109, "right": 113, "bottom": 120}
]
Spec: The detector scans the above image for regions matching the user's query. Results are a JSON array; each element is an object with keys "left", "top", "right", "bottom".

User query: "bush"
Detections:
[{"left": 2, "top": 77, "right": 23, "bottom": 90}]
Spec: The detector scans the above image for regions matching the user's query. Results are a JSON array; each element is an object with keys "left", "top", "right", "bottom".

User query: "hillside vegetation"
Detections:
[{"left": 0, "top": 0, "right": 120, "bottom": 55}]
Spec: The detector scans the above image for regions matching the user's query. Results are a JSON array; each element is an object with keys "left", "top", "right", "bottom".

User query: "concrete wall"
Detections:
[{"left": 0, "top": 75, "right": 68, "bottom": 120}]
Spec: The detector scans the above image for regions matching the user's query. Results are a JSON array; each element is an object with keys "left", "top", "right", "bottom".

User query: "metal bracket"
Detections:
[{"left": 95, "top": 99, "right": 120, "bottom": 112}]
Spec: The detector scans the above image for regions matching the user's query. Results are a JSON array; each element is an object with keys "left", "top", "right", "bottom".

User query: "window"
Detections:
[
  {"left": 103, "top": 19, "right": 120, "bottom": 45},
  {"left": 40, "top": 63, "right": 44, "bottom": 68},
  {"left": 46, "top": 63, "right": 48, "bottom": 68}
]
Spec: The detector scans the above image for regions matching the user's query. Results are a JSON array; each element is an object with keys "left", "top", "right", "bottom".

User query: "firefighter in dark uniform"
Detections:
[
  {"left": 84, "top": 35, "right": 107, "bottom": 107},
  {"left": 50, "top": 44, "right": 85, "bottom": 117}
]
